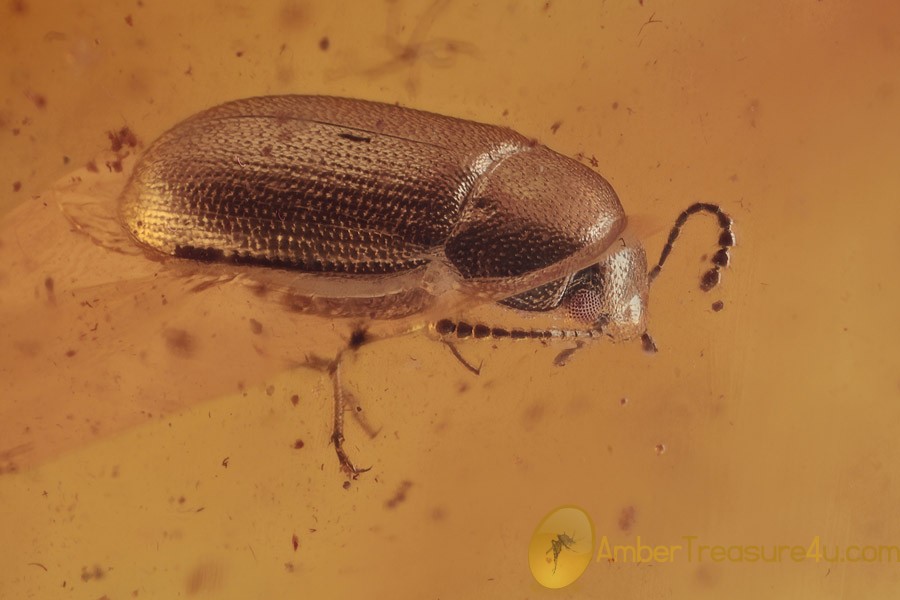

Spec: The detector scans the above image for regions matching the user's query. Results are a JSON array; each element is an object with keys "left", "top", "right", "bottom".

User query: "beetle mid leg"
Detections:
[
  {"left": 649, "top": 203, "right": 736, "bottom": 291},
  {"left": 297, "top": 326, "right": 385, "bottom": 478},
  {"left": 326, "top": 353, "right": 373, "bottom": 478}
]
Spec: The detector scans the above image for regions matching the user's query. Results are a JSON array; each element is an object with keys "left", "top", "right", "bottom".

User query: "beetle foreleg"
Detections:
[
  {"left": 649, "top": 203, "right": 735, "bottom": 291},
  {"left": 552, "top": 341, "right": 585, "bottom": 367},
  {"left": 441, "top": 340, "right": 482, "bottom": 375}
]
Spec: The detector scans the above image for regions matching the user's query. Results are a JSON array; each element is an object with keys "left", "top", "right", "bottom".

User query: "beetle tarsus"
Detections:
[
  {"left": 329, "top": 357, "right": 373, "bottom": 478},
  {"left": 331, "top": 429, "right": 371, "bottom": 479}
]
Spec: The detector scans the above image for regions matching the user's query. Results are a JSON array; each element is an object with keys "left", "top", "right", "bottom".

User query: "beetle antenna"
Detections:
[
  {"left": 433, "top": 319, "right": 602, "bottom": 341},
  {"left": 648, "top": 202, "right": 735, "bottom": 291}
]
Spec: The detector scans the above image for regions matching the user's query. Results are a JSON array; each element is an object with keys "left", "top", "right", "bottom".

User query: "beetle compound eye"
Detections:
[{"left": 566, "top": 288, "right": 605, "bottom": 324}]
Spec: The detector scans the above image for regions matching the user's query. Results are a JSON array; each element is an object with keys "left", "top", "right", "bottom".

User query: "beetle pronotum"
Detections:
[{"left": 88, "top": 95, "right": 735, "bottom": 476}]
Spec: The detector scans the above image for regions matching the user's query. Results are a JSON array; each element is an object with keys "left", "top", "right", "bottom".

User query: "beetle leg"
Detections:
[
  {"left": 341, "top": 388, "right": 382, "bottom": 440},
  {"left": 297, "top": 336, "right": 379, "bottom": 478},
  {"left": 553, "top": 341, "right": 585, "bottom": 367},
  {"left": 328, "top": 356, "right": 372, "bottom": 478},
  {"left": 441, "top": 340, "right": 482, "bottom": 375}
]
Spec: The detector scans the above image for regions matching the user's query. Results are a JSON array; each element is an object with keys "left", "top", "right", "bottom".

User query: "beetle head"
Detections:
[
  {"left": 562, "top": 238, "right": 649, "bottom": 341},
  {"left": 497, "top": 237, "right": 650, "bottom": 341}
]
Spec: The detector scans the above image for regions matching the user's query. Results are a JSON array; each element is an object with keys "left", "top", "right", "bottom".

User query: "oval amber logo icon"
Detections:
[{"left": 528, "top": 505, "right": 595, "bottom": 589}]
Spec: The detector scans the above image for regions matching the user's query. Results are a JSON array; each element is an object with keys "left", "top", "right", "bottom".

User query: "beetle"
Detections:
[{"left": 112, "top": 95, "right": 734, "bottom": 476}]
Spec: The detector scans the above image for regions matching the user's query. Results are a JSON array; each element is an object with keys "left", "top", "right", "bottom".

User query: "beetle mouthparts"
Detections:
[
  {"left": 641, "top": 331, "right": 659, "bottom": 353},
  {"left": 649, "top": 202, "right": 735, "bottom": 291}
]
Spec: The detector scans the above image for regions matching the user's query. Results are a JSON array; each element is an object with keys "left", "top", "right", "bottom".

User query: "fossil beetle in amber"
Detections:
[{"left": 118, "top": 95, "right": 735, "bottom": 474}]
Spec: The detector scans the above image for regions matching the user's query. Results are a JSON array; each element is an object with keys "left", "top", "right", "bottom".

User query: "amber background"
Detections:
[{"left": 2, "top": 0, "right": 899, "bottom": 598}]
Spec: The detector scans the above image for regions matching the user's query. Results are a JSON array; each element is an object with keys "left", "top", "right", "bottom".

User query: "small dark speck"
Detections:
[
  {"left": 293, "top": 439, "right": 304, "bottom": 449},
  {"left": 612, "top": 101, "right": 619, "bottom": 110},
  {"left": 12, "top": 128, "right": 21, "bottom": 136},
  {"left": 711, "top": 300, "right": 725, "bottom": 312},
  {"left": 12, "top": 181, "right": 21, "bottom": 192},
  {"left": 618, "top": 506, "right": 636, "bottom": 532},
  {"left": 163, "top": 328, "right": 196, "bottom": 357},
  {"left": 249, "top": 318, "right": 263, "bottom": 334},
  {"left": 265, "top": 384, "right": 275, "bottom": 396},
  {"left": 319, "top": 36, "right": 330, "bottom": 51},
  {"left": 235, "top": 50, "right": 245, "bottom": 58},
  {"left": 62, "top": 155, "right": 70, "bottom": 164},
  {"left": 124, "top": 14, "right": 133, "bottom": 26},
  {"left": 385, "top": 480, "right": 413, "bottom": 509},
  {"left": 221, "top": 456, "right": 229, "bottom": 468},
  {"left": 107, "top": 126, "right": 138, "bottom": 152},
  {"left": 550, "top": 120, "right": 562, "bottom": 134},
  {"left": 25, "top": 90, "right": 46, "bottom": 109},
  {"left": 342, "top": 481, "right": 351, "bottom": 490},
  {"left": 11, "top": 0, "right": 27, "bottom": 15},
  {"left": 65, "top": 349, "right": 77, "bottom": 358},
  {"left": 338, "top": 132, "right": 371, "bottom": 143},
  {"left": 292, "top": 533, "right": 299, "bottom": 551},
  {"left": 80, "top": 565, "right": 105, "bottom": 581},
  {"left": 349, "top": 327, "right": 368, "bottom": 349},
  {"left": 290, "top": 394, "right": 299, "bottom": 406}
]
